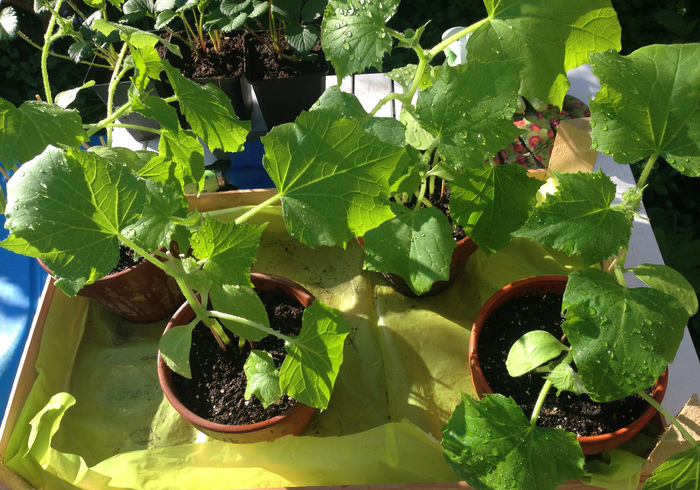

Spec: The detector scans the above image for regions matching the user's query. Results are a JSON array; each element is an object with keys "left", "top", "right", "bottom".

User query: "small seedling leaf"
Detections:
[
  {"left": 506, "top": 330, "right": 569, "bottom": 377},
  {"left": 244, "top": 350, "right": 282, "bottom": 408}
]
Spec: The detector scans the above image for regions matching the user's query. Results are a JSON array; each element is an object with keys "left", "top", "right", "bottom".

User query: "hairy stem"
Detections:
[
  {"left": 639, "top": 390, "right": 698, "bottom": 446},
  {"left": 530, "top": 379, "right": 553, "bottom": 426},
  {"left": 208, "top": 310, "right": 296, "bottom": 344},
  {"left": 233, "top": 194, "right": 282, "bottom": 225},
  {"left": 636, "top": 153, "right": 659, "bottom": 191}
]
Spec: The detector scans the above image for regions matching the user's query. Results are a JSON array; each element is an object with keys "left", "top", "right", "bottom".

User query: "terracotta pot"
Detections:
[
  {"left": 38, "top": 249, "right": 184, "bottom": 323},
  {"left": 244, "top": 33, "right": 329, "bottom": 129},
  {"left": 157, "top": 273, "right": 317, "bottom": 443},
  {"left": 469, "top": 275, "right": 668, "bottom": 455}
]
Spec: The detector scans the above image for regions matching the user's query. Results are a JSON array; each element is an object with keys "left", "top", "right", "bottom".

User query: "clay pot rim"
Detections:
[
  {"left": 157, "top": 272, "right": 317, "bottom": 435},
  {"left": 36, "top": 246, "right": 169, "bottom": 282},
  {"left": 468, "top": 274, "right": 668, "bottom": 454}
]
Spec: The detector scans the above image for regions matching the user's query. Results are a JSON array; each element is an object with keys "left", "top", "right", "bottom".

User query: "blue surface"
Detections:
[
  {"left": 226, "top": 139, "right": 274, "bottom": 190},
  {"left": 1, "top": 173, "right": 48, "bottom": 419}
]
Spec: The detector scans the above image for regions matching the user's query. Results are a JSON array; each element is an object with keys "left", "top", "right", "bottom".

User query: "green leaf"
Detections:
[
  {"left": 506, "top": 331, "right": 569, "bottom": 377},
  {"left": 414, "top": 61, "right": 524, "bottom": 168},
  {"left": 286, "top": 23, "right": 319, "bottom": 54},
  {"left": 122, "top": 180, "right": 189, "bottom": 252},
  {"left": 563, "top": 269, "right": 689, "bottom": 402},
  {"left": 547, "top": 363, "right": 588, "bottom": 396},
  {"left": 262, "top": 110, "right": 405, "bottom": 247},
  {"left": 210, "top": 284, "right": 270, "bottom": 341},
  {"left": 131, "top": 95, "right": 180, "bottom": 133},
  {"left": 362, "top": 203, "right": 456, "bottom": 296},
  {"left": 156, "top": 127, "right": 206, "bottom": 190},
  {"left": 162, "top": 59, "right": 249, "bottom": 153},
  {"left": 244, "top": 350, "right": 283, "bottom": 409},
  {"left": 321, "top": 0, "right": 399, "bottom": 79},
  {"left": 1, "top": 148, "right": 146, "bottom": 295},
  {"left": 0, "top": 98, "right": 86, "bottom": 166},
  {"left": 92, "top": 19, "right": 162, "bottom": 49},
  {"left": 590, "top": 44, "right": 700, "bottom": 177},
  {"left": 449, "top": 164, "right": 541, "bottom": 254},
  {"left": 313, "top": 87, "right": 408, "bottom": 147},
  {"left": 441, "top": 393, "right": 587, "bottom": 490},
  {"left": 159, "top": 323, "right": 195, "bottom": 379},
  {"left": 279, "top": 300, "right": 350, "bottom": 410},
  {"left": 0, "top": 6, "right": 18, "bottom": 40},
  {"left": 643, "top": 445, "right": 700, "bottom": 490},
  {"left": 468, "top": 0, "right": 622, "bottom": 108},
  {"left": 515, "top": 171, "right": 631, "bottom": 267},
  {"left": 190, "top": 215, "right": 265, "bottom": 287},
  {"left": 632, "top": 263, "right": 699, "bottom": 317}
]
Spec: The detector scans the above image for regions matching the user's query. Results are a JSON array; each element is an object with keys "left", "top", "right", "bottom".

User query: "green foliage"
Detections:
[
  {"left": 244, "top": 350, "right": 283, "bottom": 409},
  {"left": 505, "top": 330, "right": 569, "bottom": 377},
  {"left": 643, "top": 445, "right": 700, "bottom": 489},
  {"left": 515, "top": 171, "right": 631, "bottom": 266},
  {"left": 442, "top": 393, "right": 587, "bottom": 490},
  {"left": 280, "top": 300, "right": 350, "bottom": 410},
  {"left": 590, "top": 45, "right": 700, "bottom": 176}
]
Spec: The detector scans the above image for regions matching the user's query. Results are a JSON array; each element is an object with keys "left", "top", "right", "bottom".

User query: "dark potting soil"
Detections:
[
  {"left": 175, "top": 32, "right": 246, "bottom": 79},
  {"left": 247, "top": 32, "right": 327, "bottom": 80},
  {"left": 171, "top": 289, "right": 305, "bottom": 426},
  {"left": 110, "top": 245, "right": 144, "bottom": 274},
  {"left": 477, "top": 291, "right": 652, "bottom": 437}
]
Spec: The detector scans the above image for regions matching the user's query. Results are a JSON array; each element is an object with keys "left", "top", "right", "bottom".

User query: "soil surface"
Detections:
[
  {"left": 246, "top": 31, "right": 327, "bottom": 80},
  {"left": 172, "top": 289, "right": 305, "bottom": 425},
  {"left": 110, "top": 245, "right": 144, "bottom": 274},
  {"left": 171, "top": 31, "right": 246, "bottom": 79},
  {"left": 477, "top": 291, "right": 652, "bottom": 437}
]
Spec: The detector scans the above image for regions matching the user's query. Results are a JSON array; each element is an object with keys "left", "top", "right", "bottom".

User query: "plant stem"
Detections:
[
  {"left": 40, "top": 0, "right": 66, "bottom": 104},
  {"left": 638, "top": 390, "right": 698, "bottom": 446},
  {"left": 428, "top": 19, "right": 488, "bottom": 58},
  {"left": 233, "top": 194, "right": 282, "bottom": 225},
  {"left": 636, "top": 153, "right": 659, "bottom": 190},
  {"left": 530, "top": 379, "right": 553, "bottom": 425},
  {"left": 106, "top": 44, "right": 130, "bottom": 147},
  {"left": 208, "top": 310, "right": 296, "bottom": 344}
]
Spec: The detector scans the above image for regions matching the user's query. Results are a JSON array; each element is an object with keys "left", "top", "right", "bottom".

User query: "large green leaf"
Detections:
[
  {"left": 262, "top": 110, "right": 406, "bottom": 248},
  {"left": 441, "top": 393, "right": 587, "bottom": 490},
  {"left": 279, "top": 300, "right": 350, "bottom": 410},
  {"left": 0, "top": 98, "right": 86, "bottom": 166},
  {"left": 1, "top": 148, "right": 146, "bottom": 295},
  {"left": 589, "top": 44, "right": 700, "bottom": 177},
  {"left": 162, "top": 60, "right": 249, "bottom": 153},
  {"left": 414, "top": 61, "right": 524, "bottom": 168},
  {"left": 515, "top": 171, "right": 631, "bottom": 267},
  {"left": 362, "top": 203, "right": 456, "bottom": 296},
  {"left": 643, "top": 445, "right": 700, "bottom": 490},
  {"left": 209, "top": 284, "right": 270, "bottom": 342},
  {"left": 468, "top": 0, "right": 621, "bottom": 108},
  {"left": 190, "top": 215, "right": 265, "bottom": 287},
  {"left": 632, "top": 263, "right": 699, "bottom": 317},
  {"left": 321, "top": 0, "right": 399, "bottom": 79},
  {"left": 449, "top": 164, "right": 541, "bottom": 254},
  {"left": 244, "top": 350, "right": 283, "bottom": 409},
  {"left": 563, "top": 269, "right": 689, "bottom": 402}
]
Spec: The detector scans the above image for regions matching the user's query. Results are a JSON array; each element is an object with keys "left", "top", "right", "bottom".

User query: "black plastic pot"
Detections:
[
  {"left": 244, "top": 33, "right": 329, "bottom": 129},
  {"left": 165, "top": 31, "right": 251, "bottom": 121}
]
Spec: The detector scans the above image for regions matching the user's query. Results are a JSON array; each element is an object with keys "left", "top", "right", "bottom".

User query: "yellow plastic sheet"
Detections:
[{"left": 4, "top": 208, "right": 581, "bottom": 489}]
